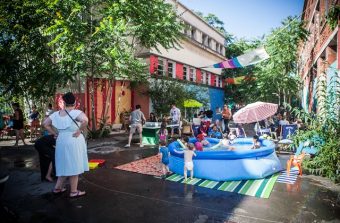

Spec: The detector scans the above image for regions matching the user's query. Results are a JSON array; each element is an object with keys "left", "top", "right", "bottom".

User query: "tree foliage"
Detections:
[
  {"left": 44, "top": 0, "right": 183, "bottom": 81},
  {"left": 147, "top": 78, "right": 198, "bottom": 116},
  {"left": 223, "top": 17, "right": 309, "bottom": 105},
  {"left": 286, "top": 75, "right": 340, "bottom": 182},
  {"left": 326, "top": 5, "right": 340, "bottom": 30},
  {"left": 193, "top": 11, "right": 233, "bottom": 44},
  {"left": 223, "top": 39, "right": 262, "bottom": 104},
  {"left": 255, "top": 16, "right": 309, "bottom": 103},
  {"left": 0, "top": 0, "right": 183, "bottom": 132},
  {"left": 0, "top": 0, "right": 66, "bottom": 100},
  {"left": 44, "top": 0, "right": 183, "bottom": 131}
]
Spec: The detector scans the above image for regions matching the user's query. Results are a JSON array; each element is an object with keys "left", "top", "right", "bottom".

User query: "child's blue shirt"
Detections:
[{"left": 159, "top": 146, "right": 169, "bottom": 164}]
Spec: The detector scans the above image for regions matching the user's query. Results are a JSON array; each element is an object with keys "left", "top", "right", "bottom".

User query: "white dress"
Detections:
[{"left": 49, "top": 110, "right": 89, "bottom": 176}]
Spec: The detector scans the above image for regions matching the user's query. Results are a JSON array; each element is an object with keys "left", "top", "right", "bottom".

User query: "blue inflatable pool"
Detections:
[{"left": 168, "top": 137, "right": 282, "bottom": 181}]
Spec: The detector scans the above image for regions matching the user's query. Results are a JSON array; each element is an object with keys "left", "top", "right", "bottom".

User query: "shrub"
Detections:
[{"left": 286, "top": 73, "right": 339, "bottom": 182}]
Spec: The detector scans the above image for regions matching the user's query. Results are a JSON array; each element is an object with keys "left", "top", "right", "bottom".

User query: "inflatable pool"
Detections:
[{"left": 168, "top": 137, "right": 282, "bottom": 181}]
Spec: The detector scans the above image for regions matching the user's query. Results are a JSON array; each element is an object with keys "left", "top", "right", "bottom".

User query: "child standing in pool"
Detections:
[
  {"left": 228, "top": 130, "right": 237, "bottom": 142},
  {"left": 184, "top": 143, "right": 196, "bottom": 181},
  {"left": 159, "top": 140, "right": 170, "bottom": 178},
  {"left": 252, "top": 135, "right": 261, "bottom": 149},
  {"left": 220, "top": 135, "right": 236, "bottom": 151}
]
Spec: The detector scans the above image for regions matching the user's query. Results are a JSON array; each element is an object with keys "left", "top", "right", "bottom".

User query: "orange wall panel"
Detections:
[
  {"left": 114, "top": 81, "right": 132, "bottom": 124},
  {"left": 133, "top": 85, "right": 150, "bottom": 118}
]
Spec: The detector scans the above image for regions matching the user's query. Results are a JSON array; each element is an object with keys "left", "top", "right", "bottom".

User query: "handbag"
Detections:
[{"left": 64, "top": 109, "right": 87, "bottom": 143}]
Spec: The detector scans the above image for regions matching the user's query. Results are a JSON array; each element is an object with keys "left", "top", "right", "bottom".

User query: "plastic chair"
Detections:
[
  {"left": 192, "top": 124, "right": 200, "bottom": 137},
  {"left": 280, "top": 124, "right": 298, "bottom": 140},
  {"left": 182, "top": 125, "right": 193, "bottom": 136},
  {"left": 286, "top": 153, "right": 305, "bottom": 176}
]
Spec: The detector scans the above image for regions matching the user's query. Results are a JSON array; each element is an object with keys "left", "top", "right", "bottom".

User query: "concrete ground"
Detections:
[{"left": 0, "top": 134, "right": 339, "bottom": 223}]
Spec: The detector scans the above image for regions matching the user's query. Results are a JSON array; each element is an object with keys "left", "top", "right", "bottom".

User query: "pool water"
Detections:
[{"left": 204, "top": 143, "right": 253, "bottom": 151}]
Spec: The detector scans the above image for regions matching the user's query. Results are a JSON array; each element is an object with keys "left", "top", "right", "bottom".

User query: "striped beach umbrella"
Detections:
[{"left": 233, "top": 102, "right": 278, "bottom": 124}]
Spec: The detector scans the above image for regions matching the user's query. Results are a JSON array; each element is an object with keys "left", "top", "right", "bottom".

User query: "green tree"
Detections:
[
  {"left": 255, "top": 16, "right": 309, "bottom": 104},
  {"left": 0, "top": 0, "right": 67, "bottom": 103},
  {"left": 194, "top": 11, "right": 233, "bottom": 44},
  {"left": 147, "top": 78, "right": 198, "bottom": 117},
  {"left": 44, "top": 0, "right": 183, "bottom": 132},
  {"left": 223, "top": 38, "right": 262, "bottom": 104},
  {"left": 223, "top": 17, "right": 309, "bottom": 105},
  {"left": 286, "top": 74, "right": 340, "bottom": 182}
]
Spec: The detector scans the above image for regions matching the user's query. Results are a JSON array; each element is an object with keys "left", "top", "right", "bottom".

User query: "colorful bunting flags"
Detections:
[{"left": 212, "top": 47, "right": 269, "bottom": 69}]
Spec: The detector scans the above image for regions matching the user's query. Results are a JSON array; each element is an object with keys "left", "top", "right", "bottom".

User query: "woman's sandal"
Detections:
[
  {"left": 69, "top": 190, "right": 86, "bottom": 199},
  {"left": 52, "top": 188, "right": 66, "bottom": 195}
]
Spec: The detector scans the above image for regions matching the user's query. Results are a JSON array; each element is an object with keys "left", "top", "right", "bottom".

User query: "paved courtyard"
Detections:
[{"left": 0, "top": 134, "right": 340, "bottom": 223}]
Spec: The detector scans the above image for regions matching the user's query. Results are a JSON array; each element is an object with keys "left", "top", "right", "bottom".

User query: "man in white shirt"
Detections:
[{"left": 170, "top": 104, "right": 181, "bottom": 137}]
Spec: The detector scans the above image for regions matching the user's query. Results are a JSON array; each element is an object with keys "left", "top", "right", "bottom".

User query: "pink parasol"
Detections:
[{"left": 233, "top": 102, "right": 278, "bottom": 124}]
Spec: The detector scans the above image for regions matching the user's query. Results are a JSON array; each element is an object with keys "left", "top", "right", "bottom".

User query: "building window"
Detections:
[
  {"left": 185, "top": 24, "right": 191, "bottom": 37},
  {"left": 208, "top": 38, "right": 211, "bottom": 48},
  {"left": 189, "top": 68, "right": 196, "bottom": 82},
  {"left": 206, "top": 73, "right": 210, "bottom": 85},
  {"left": 191, "top": 27, "right": 196, "bottom": 40},
  {"left": 202, "top": 71, "right": 206, "bottom": 84},
  {"left": 219, "top": 77, "right": 223, "bottom": 87},
  {"left": 167, "top": 61, "right": 175, "bottom": 78},
  {"left": 157, "top": 58, "right": 165, "bottom": 76},
  {"left": 211, "top": 40, "right": 216, "bottom": 51},
  {"left": 202, "top": 33, "right": 208, "bottom": 46},
  {"left": 220, "top": 45, "right": 224, "bottom": 55},
  {"left": 183, "top": 66, "right": 189, "bottom": 81}
]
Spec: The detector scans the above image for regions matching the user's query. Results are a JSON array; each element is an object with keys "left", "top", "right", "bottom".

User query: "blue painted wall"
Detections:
[
  {"left": 183, "top": 83, "right": 225, "bottom": 120},
  {"left": 209, "top": 88, "right": 225, "bottom": 121}
]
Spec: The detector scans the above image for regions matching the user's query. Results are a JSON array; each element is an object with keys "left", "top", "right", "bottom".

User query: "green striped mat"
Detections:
[{"left": 166, "top": 173, "right": 279, "bottom": 198}]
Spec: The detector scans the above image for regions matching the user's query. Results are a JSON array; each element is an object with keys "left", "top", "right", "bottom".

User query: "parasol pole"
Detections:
[{"left": 253, "top": 110, "right": 262, "bottom": 135}]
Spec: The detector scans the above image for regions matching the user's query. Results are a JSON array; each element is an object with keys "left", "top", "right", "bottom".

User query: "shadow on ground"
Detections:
[{"left": 0, "top": 133, "right": 340, "bottom": 223}]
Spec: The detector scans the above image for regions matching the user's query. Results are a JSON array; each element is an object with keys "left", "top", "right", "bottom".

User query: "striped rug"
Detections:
[
  {"left": 166, "top": 173, "right": 279, "bottom": 198},
  {"left": 276, "top": 168, "right": 299, "bottom": 184}
]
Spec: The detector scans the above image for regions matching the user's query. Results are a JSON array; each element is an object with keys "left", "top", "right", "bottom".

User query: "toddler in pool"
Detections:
[
  {"left": 251, "top": 135, "right": 261, "bottom": 149},
  {"left": 220, "top": 136, "right": 236, "bottom": 151},
  {"left": 228, "top": 130, "right": 237, "bottom": 142}
]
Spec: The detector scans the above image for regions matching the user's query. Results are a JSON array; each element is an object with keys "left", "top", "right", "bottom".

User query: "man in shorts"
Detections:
[
  {"left": 170, "top": 104, "right": 181, "bottom": 137},
  {"left": 222, "top": 104, "right": 232, "bottom": 134},
  {"left": 125, "top": 105, "right": 146, "bottom": 148}
]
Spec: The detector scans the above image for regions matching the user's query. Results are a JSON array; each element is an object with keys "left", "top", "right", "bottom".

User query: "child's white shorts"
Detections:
[{"left": 184, "top": 161, "right": 193, "bottom": 171}]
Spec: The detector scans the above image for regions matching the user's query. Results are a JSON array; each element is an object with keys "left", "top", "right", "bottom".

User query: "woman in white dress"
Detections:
[{"left": 43, "top": 92, "right": 89, "bottom": 198}]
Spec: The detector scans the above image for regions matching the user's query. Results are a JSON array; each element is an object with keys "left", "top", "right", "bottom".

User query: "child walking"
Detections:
[
  {"left": 159, "top": 140, "right": 170, "bottom": 178},
  {"left": 184, "top": 143, "right": 196, "bottom": 181},
  {"left": 158, "top": 123, "right": 168, "bottom": 143}
]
